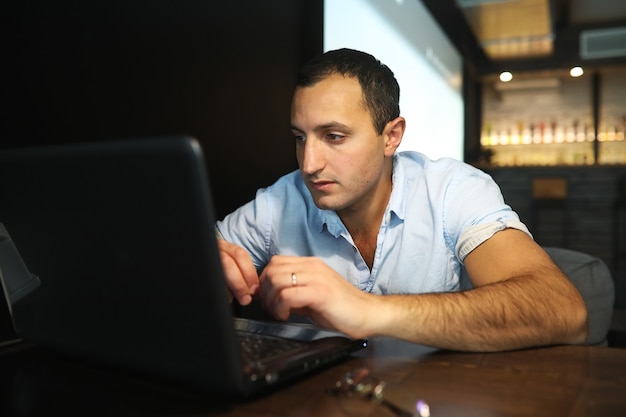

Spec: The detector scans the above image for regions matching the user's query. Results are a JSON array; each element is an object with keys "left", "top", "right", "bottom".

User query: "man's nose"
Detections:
[{"left": 300, "top": 138, "right": 324, "bottom": 175}]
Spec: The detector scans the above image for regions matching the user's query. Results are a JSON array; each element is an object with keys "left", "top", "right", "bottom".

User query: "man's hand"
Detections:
[
  {"left": 217, "top": 239, "right": 259, "bottom": 305},
  {"left": 258, "top": 255, "right": 376, "bottom": 339}
]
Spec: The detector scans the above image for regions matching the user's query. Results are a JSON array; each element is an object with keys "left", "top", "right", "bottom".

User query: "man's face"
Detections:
[{"left": 290, "top": 73, "right": 393, "bottom": 215}]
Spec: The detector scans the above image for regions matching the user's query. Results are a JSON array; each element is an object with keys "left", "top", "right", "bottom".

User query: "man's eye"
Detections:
[
  {"left": 294, "top": 134, "right": 306, "bottom": 142},
  {"left": 327, "top": 134, "right": 344, "bottom": 141}
]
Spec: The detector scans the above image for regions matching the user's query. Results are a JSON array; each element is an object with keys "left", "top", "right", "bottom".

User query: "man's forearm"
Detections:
[{"left": 368, "top": 273, "right": 588, "bottom": 352}]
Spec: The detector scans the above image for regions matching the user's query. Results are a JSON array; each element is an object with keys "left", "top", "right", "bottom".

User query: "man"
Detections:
[{"left": 216, "top": 48, "right": 587, "bottom": 352}]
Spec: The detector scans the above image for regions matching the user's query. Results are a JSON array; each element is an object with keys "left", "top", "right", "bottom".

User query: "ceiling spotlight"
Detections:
[
  {"left": 570, "top": 66, "right": 584, "bottom": 77},
  {"left": 499, "top": 71, "right": 513, "bottom": 82}
]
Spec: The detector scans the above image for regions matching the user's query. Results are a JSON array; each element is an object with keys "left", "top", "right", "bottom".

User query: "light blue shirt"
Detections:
[{"left": 216, "top": 151, "right": 529, "bottom": 295}]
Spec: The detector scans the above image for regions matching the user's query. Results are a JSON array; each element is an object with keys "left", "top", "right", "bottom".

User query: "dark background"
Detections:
[{"left": 2, "top": 0, "right": 323, "bottom": 219}]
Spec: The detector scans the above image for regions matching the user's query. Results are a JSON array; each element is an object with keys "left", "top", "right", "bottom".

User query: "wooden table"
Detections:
[{"left": 1, "top": 338, "right": 625, "bottom": 416}]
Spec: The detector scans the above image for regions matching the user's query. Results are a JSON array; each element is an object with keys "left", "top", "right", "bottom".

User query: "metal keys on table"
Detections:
[{"left": 326, "top": 367, "right": 430, "bottom": 417}]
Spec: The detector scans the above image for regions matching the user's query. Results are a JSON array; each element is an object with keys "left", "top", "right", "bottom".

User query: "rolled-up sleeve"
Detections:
[{"left": 456, "top": 219, "right": 532, "bottom": 261}]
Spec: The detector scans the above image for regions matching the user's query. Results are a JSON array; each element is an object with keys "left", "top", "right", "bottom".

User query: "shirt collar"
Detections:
[{"left": 317, "top": 210, "right": 344, "bottom": 237}]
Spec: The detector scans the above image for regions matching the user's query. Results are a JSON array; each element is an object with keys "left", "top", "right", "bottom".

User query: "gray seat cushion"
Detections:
[{"left": 543, "top": 247, "right": 615, "bottom": 346}]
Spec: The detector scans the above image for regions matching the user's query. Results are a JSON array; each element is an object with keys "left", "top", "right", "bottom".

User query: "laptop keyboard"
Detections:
[{"left": 237, "top": 331, "right": 307, "bottom": 365}]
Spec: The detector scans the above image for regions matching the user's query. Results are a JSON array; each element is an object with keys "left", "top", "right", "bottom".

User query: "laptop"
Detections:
[{"left": 0, "top": 136, "right": 366, "bottom": 398}]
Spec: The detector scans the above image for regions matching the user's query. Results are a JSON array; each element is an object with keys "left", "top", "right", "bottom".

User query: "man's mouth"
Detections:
[{"left": 309, "top": 180, "right": 334, "bottom": 192}]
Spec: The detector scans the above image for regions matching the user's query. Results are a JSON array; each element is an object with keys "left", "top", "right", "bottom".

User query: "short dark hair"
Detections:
[{"left": 296, "top": 48, "right": 400, "bottom": 135}]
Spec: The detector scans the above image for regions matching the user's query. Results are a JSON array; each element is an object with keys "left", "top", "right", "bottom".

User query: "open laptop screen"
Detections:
[{"left": 0, "top": 137, "right": 245, "bottom": 392}]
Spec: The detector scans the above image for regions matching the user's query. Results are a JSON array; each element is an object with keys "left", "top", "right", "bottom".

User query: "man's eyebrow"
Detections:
[{"left": 290, "top": 122, "right": 352, "bottom": 133}]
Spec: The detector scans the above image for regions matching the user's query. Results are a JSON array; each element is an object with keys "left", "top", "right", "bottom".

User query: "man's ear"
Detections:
[{"left": 383, "top": 116, "right": 406, "bottom": 156}]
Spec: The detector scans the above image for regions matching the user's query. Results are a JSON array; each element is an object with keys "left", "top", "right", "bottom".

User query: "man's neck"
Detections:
[{"left": 338, "top": 191, "right": 389, "bottom": 271}]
